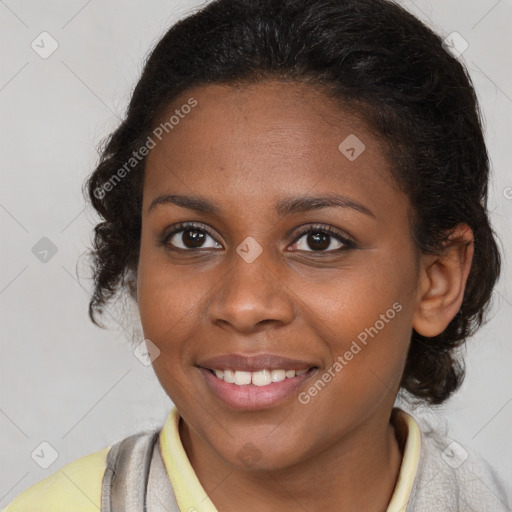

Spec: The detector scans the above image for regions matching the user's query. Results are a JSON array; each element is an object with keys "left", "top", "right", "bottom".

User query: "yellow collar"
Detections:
[
  {"left": 159, "top": 407, "right": 218, "bottom": 512},
  {"left": 386, "top": 407, "right": 422, "bottom": 511},
  {"left": 159, "top": 406, "right": 421, "bottom": 511}
]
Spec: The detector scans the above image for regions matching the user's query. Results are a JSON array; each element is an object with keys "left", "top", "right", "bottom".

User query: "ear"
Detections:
[
  {"left": 126, "top": 267, "right": 138, "bottom": 304},
  {"left": 412, "top": 224, "right": 474, "bottom": 338}
]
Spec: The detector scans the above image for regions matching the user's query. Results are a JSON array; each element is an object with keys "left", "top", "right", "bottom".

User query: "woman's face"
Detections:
[{"left": 137, "top": 81, "right": 424, "bottom": 470}]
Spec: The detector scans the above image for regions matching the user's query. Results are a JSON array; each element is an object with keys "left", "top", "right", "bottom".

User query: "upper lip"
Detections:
[{"left": 197, "top": 353, "right": 317, "bottom": 372}]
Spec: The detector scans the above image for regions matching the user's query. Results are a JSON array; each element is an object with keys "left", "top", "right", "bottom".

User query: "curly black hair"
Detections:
[{"left": 85, "top": 0, "right": 501, "bottom": 405}]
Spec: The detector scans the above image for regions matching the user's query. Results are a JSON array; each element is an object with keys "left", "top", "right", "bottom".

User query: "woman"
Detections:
[{"left": 4, "top": 0, "right": 509, "bottom": 510}]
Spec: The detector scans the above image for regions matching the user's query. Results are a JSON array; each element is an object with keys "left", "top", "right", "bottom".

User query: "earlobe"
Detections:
[
  {"left": 412, "top": 224, "right": 474, "bottom": 338},
  {"left": 126, "top": 267, "right": 138, "bottom": 304}
]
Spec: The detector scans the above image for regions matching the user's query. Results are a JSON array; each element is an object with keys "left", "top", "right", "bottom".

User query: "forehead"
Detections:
[{"left": 143, "top": 81, "right": 402, "bottom": 219}]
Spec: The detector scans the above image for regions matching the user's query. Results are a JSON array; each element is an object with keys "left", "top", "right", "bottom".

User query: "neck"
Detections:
[{"left": 179, "top": 410, "right": 403, "bottom": 512}]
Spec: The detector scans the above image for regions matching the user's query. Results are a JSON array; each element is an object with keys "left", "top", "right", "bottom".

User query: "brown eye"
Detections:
[
  {"left": 290, "top": 225, "right": 355, "bottom": 253},
  {"left": 161, "top": 223, "right": 222, "bottom": 250},
  {"left": 176, "top": 229, "right": 207, "bottom": 249}
]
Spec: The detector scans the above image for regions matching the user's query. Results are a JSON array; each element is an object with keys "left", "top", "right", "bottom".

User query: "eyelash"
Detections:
[{"left": 159, "top": 222, "right": 356, "bottom": 253}]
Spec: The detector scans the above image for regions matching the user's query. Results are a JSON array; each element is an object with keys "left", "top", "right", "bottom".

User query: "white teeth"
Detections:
[
  {"left": 211, "top": 368, "right": 309, "bottom": 386},
  {"left": 271, "top": 369, "right": 286, "bottom": 382},
  {"left": 223, "top": 369, "right": 235, "bottom": 383},
  {"left": 252, "top": 369, "right": 272, "bottom": 386},
  {"left": 234, "top": 371, "right": 251, "bottom": 385}
]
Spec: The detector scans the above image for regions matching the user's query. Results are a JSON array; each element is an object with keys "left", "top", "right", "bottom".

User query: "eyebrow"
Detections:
[{"left": 147, "top": 193, "right": 375, "bottom": 218}]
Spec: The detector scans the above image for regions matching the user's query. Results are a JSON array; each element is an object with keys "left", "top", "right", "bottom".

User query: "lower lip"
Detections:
[{"left": 199, "top": 367, "right": 317, "bottom": 410}]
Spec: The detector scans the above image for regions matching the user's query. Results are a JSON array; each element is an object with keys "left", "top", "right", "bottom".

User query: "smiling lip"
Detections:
[
  {"left": 197, "top": 353, "right": 318, "bottom": 410},
  {"left": 197, "top": 353, "right": 315, "bottom": 372}
]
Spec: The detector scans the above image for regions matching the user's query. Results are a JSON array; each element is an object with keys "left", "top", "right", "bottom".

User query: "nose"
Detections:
[{"left": 207, "top": 246, "right": 295, "bottom": 334}]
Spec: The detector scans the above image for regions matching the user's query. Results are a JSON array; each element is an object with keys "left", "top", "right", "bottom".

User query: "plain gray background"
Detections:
[{"left": 1, "top": 0, "right": 511, "bottom": 507}]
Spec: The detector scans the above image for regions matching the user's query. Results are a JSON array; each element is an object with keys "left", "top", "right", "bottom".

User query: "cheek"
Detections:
[
  {"left": 136, "top": 230, "right": 203, "bottom": 336},
  {"left": 136, "top": 240, "right": 204, "bottom": 403},
  {"left": 296, "top": 252, "right": 415, "bottom": 404},
  {"left": 301, "top": 252, "right": 414, "bottom": 345}
]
